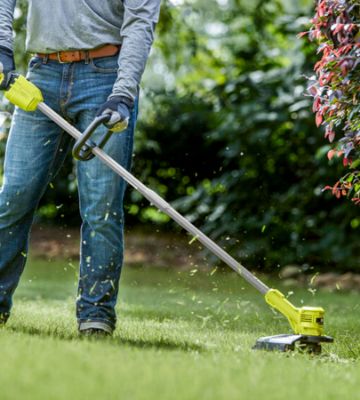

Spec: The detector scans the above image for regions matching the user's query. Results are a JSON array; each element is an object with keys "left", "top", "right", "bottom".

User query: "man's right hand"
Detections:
[{"left": 0, "top": 46, "right": 15, "bottom": 90}]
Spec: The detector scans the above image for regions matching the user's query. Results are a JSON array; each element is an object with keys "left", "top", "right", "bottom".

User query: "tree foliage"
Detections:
[{"left": 135, "top": 0, "right": 359, "bottom": 270}]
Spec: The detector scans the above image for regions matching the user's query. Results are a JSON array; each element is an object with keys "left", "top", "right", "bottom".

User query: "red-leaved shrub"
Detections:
[{"left": 300, "top": 0, "right": 360, "bottom": 204}]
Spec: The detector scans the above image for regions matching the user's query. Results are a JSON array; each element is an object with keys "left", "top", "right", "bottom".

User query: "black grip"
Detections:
[{"left": 72, "top": 114, "right": 112, "bottom": 161}]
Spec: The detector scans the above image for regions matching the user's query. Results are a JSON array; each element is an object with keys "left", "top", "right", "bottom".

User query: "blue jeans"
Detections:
[{"left": 0, "top": 55, "right": 137, "bottom": 330}]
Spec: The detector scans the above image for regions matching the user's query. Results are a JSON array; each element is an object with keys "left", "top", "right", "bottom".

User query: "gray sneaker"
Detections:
[
  {"left": 78, "top": 321, "right": 113, "bottom": 337},
  {"left": 79, "top": 328, "right": 112, "bottom": 337},
  {"left": 0, "top": 313, "right": 9, "bottom": 325}
]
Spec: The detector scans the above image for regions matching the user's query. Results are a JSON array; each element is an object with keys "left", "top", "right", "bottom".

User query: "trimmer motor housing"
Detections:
[
  {"left": 297, "top": 306, "right": 325, "bottom": 336},
  {"left": 265, "top": 289, "right": 327, "bottom": 336}
]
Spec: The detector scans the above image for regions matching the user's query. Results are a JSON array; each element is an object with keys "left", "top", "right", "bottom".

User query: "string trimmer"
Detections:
[{"left": 0, "top": 69, "right": 334, "bottom": 353}]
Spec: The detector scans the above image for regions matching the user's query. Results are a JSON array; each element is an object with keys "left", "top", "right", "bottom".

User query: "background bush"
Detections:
[{"left": 303, "top": 0, "right": 360, "bottom": 203}]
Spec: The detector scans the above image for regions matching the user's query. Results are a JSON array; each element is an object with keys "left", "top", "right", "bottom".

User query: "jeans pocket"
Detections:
[
  {"left": 27, "top": 56, "right": 43, "bottom": 72},
  {"left": 89, "top": 56, "right": 118, "bottom": 74}
]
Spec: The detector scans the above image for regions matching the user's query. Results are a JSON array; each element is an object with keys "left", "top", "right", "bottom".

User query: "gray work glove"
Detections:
[
  {"left": 96, "top": 96, "right": 133, "bottom": 133},
  {"left": 0, "top": 46, "right": 15, "bottom": 90}
]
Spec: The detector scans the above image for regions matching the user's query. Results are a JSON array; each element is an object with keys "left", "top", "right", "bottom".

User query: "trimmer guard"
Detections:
[{"left": 253, "top": 334, "right": 334, "bottom": 353}]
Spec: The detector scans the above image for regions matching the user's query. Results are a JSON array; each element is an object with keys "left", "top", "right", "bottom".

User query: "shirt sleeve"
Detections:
[
  {"left": 0, "top": 0, "right": 16, "bottom": 51},
  {"left": 111, "top": 0, "right": 161, "bottom": 102}
]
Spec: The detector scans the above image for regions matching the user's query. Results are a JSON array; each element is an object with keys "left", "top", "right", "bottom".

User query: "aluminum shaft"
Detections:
[{"left": 38, "top": 102, "right": 269, "bottom": 294}]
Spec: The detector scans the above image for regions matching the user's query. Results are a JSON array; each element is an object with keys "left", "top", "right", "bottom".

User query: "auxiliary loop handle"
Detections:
[{"left": 72, "top": 114, "right": 112, "bottom": 161}]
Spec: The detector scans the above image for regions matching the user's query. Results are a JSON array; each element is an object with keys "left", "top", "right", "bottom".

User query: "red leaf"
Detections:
[
  {"left": 332, "top": 181, "right": 340, "bottom": 195},
  {"left": 312, "top": 97, "right": 321, "bottom": 112},
  {"left": 297, "top": 31, "right": 309, "bottom": 38},
  {"left": 327, "top": 149, "right": 336, "bottom": 160},
  {"left": 332, "top": 24, "right": 344, "bottom": 35},
  {"left": 343, "top": 158, "right": 352, "bottom": 167},
  {"left": 315, "top": 112, "right": 323, "bottom": 127},
  {"left": 322, "top": 185, "right": 333, "bottom": 191}
]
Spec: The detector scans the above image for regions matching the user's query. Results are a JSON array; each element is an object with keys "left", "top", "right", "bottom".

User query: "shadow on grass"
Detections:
[
  {"left": 5, "top": 324, "right": 204, "bottom": 353},
  {"left": 123, "top": 308, "right": 276, "bottom": 335},
  {"left": 113, "top": 336, "right": 203, "bottom": 352}
]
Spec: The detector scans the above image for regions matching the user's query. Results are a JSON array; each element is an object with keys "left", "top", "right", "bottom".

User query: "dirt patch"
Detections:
[
  {"left": 279, "top": 265, "right": 360, "bottom": 292},
  {"left": 30, "top": 226, "right": 360, "bottom": 291},
  {"left": 29, "top": 225, "right": 206, "bottom": 269}
]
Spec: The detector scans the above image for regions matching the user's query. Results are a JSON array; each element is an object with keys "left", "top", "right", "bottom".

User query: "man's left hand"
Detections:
[
  {"left": 96, "top": 96, "right": 133, "bottom": 133},
  {"left": 0, "top": 46, "right": 16, "bottom": 90}
]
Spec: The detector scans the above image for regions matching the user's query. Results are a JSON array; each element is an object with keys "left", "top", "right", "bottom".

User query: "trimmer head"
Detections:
[
  {"left": 253, "top": 334, "right": 334, "bottom": 354},
  {"left": 258, "top": 289, "right": 334, "bottom": 354}
]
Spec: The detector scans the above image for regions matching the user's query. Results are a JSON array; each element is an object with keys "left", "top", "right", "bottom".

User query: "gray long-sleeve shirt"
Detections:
[{"left": 0, "top": 0, "right": 161, "bottom": 101}]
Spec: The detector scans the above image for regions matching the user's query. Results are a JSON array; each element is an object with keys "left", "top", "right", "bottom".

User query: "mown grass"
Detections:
[{"left": 1, "top": 257, "right": 359, "bottom": 400}]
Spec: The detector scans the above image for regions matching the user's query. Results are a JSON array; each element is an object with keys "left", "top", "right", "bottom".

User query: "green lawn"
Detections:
[{"left": 1, "top": 257, "right": 359, "bottom": 400}]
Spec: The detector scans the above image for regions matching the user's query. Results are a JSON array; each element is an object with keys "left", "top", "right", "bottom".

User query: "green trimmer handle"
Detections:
[{"left": 72, "top": 114, "right": 112, "bottom": 161}]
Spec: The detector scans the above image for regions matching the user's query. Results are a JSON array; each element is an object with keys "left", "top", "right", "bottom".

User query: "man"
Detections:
[{"left": 0, "top": 0, "right": 161, "bottom": 336}]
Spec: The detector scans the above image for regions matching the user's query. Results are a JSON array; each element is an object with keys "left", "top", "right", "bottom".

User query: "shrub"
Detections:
[{"left": 301, "top": 0, "right": 360, "bottom": 204}]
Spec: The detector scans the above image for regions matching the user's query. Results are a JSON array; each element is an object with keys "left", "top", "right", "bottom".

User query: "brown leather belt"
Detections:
[{"left": 36, "top": 44, "right": 120, "bottom": 63}]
